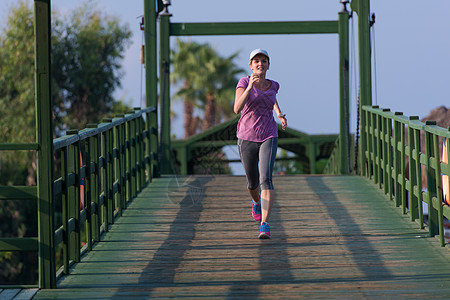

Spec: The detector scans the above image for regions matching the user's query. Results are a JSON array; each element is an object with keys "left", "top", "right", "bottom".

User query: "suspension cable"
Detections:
[{"left": 350, "top": 11, "right": 360, "bottom": 174}]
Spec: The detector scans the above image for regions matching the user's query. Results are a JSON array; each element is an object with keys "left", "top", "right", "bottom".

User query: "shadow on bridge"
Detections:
[{"left": 34, "top": 175, "right": 450, "bottom": 299}]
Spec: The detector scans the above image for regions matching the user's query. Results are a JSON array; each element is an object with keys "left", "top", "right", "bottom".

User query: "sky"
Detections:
[{"left": 2, "top": 0, "right": 450, "bottom": 173}]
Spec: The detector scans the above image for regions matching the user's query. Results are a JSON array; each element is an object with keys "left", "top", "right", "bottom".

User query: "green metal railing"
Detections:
[
  {"left": 0, "top": 107, "right": 156, "bottom": 288},
  {"left": 350, "top": 105, "right": 450, "bottom": 247},
  {"left": 323, "top": 138, "right": 341, "bottom": 175}
]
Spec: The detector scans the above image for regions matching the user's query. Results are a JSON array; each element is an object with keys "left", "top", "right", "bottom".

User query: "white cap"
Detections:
[{"left": 249, "top": 49, "right": 269, "bottom": 62}]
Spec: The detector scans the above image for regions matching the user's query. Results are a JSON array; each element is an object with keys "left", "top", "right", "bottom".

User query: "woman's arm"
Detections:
[
  {"left": 234, "top": 87, "right": 250, "bottom": 114},
  {"left": 274, "top": 100, "right": 287, "bottom": 130},
  {"left": 234, "top": 74, "right": 259, "bottom": 114}
]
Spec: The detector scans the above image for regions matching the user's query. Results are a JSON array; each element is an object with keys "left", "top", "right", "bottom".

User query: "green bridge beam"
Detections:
[
  {"left": 339, "top": 3, "right": 350, "bottom": 174},
  {"left": 169, "top": 21, "right": 338, "bottom": 36},
  {"left": 352, "top": 0, "right": 373, "bottom": 175},
  {"left": 144, "top": 0, "right": 159, "bottom": 178},
  {"left": 34, "top": 0, "right": 56, "bottom": 289},
  {"left": 159, "top": 9, "right": 172, "bottom": 174}
]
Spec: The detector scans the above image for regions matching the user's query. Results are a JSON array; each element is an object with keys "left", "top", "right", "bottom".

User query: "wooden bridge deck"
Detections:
[{"left": 33, "top": 175, "right": 450, "bottom": 299}]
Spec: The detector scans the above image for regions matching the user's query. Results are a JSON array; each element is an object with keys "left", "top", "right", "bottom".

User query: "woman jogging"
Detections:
[{"left": 234, "top": 49, "right": 287, "bottom": 239}]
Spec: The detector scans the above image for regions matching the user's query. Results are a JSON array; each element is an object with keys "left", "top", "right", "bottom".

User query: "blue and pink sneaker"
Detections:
[
  {"left": 252, "top": 199, "right": 261, "bottom": 222},
  {"left": 259, "top": 222, "right": 270, "bottom": 239}
]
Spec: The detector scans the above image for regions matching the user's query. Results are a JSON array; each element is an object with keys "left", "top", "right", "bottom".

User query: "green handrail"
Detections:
[
  {"left": 361, "top": 105, "right": 450, "bottom": 246},
  {"left": 0, "top": 107, "right": 157, "bottom": 288},
  {"left": 323, "top": 138, "right": 340, "bottom": 175}
]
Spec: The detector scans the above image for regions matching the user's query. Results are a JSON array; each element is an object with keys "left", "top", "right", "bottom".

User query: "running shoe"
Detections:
[
  {"left": 252, "top": 199, "right": 261, "bottom": 222},
  {"left": 258, "top": 222, "right": 270, "bottom": 239}
]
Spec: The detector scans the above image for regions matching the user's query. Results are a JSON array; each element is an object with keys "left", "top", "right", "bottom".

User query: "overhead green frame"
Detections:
[
  {"left": 170, "top": 21, "right": 338, "bottom": 36},
  {"left": 158, "top": 6, "right": 351, "bottom": 174}
]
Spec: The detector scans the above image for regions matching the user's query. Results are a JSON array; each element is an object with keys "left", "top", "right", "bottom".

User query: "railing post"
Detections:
[
  {"left": 375, "top": 113, "right": 382, "bottom": 189},
  {"left": 114, "top": 116, "right": 126, "bottom": 210},
  {"left": 125, "top": 118, "right": 132, "bottom": 201},
  {"left": 103, "top": 119, "right": 115, "bottom": 224},
  {"left": 432, "top": 132, "right": 445, "bottom": 246},
  {"left": 393, "top": 112, "right": 403, "bottom": 207},
  {"left": 138, "top": 115, "right": 146, "bottom": 189},
  {"left": 338, "top": 2, "right": 350, "bottom": 174},
  {"left": 60, "top": 146, "right": 69, "bottom": 274},
  {"left": 144, "top": 0, "right": 159, "bottom": 178},
  {"left": 113, "top": 120, "right": 123, "bottom": 216},
  {"left": 370, "top": 106, "right": 379, "bottom": 184},
  {"left": 364, "top": 108, "right": 372, "bottom": 179},
  {"left": 407, "top": 122, "right": 415, "bottom": 216},
  {"left": 130, "top": 115, "right": 138, "bottom": 198},
  {"left": 34, "top": 0, "right": 55, "bottom": 288},
  {"left": 412, "top": 122, "right": 423, "bottom": 225},
  {"left": 384, "top": 110, "right": 393, "bottom": 200},
  {"left": 80, "top": 139, "right": 92, "bottom": 250},
  {"left": 118, "top": 119, "right": 127, "bottom": 207},
  {"left": 399, "top": 114, "right": 407, "bottom": 212},
  {"left": 425, "top": 121, "right": 439, "bottom": 238},
  {"left": 87, "top": 124, "right": 101, "bottom": 242},
  {"left": 66, "top": 129, "right": 81, "bottom": 263},
  {"left": 100, "top": 126, "right": 109, "bottom": 231}
]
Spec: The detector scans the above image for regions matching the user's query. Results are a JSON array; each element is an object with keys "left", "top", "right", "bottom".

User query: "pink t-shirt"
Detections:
[{"left": 236, "top": 76, "right": 279, "bottom": 142}]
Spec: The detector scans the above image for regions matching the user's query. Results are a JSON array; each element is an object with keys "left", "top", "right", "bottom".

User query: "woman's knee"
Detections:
[
  {"left": 247, "top": 181, "right": 260, "bottom": 190},
  {"left": 260, "top": 176, "right": 273, "bottom": 190}
]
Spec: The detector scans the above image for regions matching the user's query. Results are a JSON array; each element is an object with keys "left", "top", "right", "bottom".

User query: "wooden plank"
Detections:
[
  {"left": 14, "top": 288, "right": 39, "bottom": 300},
  {"left": 0, "top": 289, "right": 20, "bottom": 299},
  {"left": 34, "top": 175, "right": 450, "bottom": 299}
]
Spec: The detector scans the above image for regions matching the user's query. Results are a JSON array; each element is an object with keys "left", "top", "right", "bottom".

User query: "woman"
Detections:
[{"left": 234, "top": 49, "right": 287, "bottom": 239}]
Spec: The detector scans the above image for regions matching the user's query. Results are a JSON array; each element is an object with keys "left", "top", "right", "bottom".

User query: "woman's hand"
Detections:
[
  {"left": 248, "top": 73, "right": 260, "bottom": 89},
  {"left": 278, "top": 113, "right": 287, "bottom": 130}
]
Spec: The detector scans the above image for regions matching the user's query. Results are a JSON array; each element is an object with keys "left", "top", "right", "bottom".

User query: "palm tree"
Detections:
[
  {"left": 193, "top": 48, "right": 244, "bottom": 130},
  {"left": 171, "top": 39, "right": 244, "bottom": 136},
  {"left": 172, "top": 39, "right": 203, "bottom": 138}
]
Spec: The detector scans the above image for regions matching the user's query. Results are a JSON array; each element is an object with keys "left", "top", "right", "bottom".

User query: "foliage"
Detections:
[
  {"left": 274, "top": 149, "right": 305, "bottom": 175},
  {"left": 274, "top": 149, "right": 328, "bottom": 174},
  {"left": 171, "top": 39, "right": 244, "bottom": 137},
  {"left": 0, "top": 1, "right": 37, "bottom": 186},
  {"left": 0, "top": 0, "right": 133, "bottom": 285},
  {"left": 192, "top": 151, "right": 232, "bottom": 175},
  {"left": 0, "top": 200, "right": 38, "bottom": 284},
  {"left": 51, "top": 1, "right": 132, "bottom": 133},
  {"left": 171, "top": 39, "right": 204, "bottom": 137}
]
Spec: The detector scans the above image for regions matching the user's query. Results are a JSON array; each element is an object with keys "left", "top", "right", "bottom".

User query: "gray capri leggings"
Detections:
[{"left": 238, "top": 137, "right": 278, "bottom": 190}]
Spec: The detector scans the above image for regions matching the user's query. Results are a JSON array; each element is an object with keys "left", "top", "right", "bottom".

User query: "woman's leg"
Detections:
[
  {"left": 261, "top": 189, "right": 274, "bottom": 223},
  {"left": 259, "top": 138, "right": 278, "bottom": 223},
  {"left": 248, "top": 188, "right": 260, "bottom": 203},
  {"left": 238, "top": 139, "right": 260, "bottom": 202}
]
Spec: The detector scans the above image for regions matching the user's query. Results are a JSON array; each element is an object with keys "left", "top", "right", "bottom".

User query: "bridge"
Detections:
[{"left": 2, "top": 0, "right": 450, "bottom": 299}]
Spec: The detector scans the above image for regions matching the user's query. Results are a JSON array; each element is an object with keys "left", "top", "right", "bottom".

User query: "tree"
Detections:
[
  {"left": 171, "top": 39, "right": 244, "bottom": 137},
  {"left": 195, "top": 50, "right": 243, "bottom": 130},
  {"left": 0, "top": 1, "right": 37, "bottom": 186},
  {"left": 273, "top": 149, "right": 305, "bottom": 175},
  {"left": 172, "top": 39, "right": 203, "bottom": 138},
  {"left": 51, "top": 2, "right": 132, "bottom": 133},
  {"left": 0, "top": 1, "right": 133, "bottom": 184},
  {"left": 0, "top": 0, "right": 133, "bottom": 284}
]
